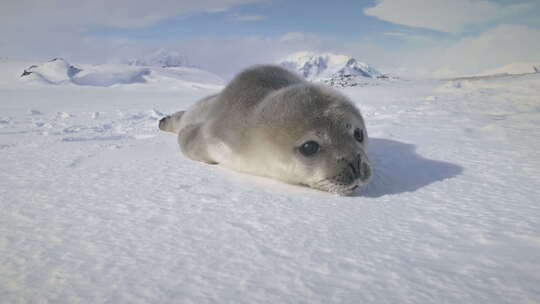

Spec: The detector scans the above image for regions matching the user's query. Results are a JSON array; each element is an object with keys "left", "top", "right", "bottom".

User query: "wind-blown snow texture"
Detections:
[{"left": 1, "top": 61, "right": 539, "bottom": 303}]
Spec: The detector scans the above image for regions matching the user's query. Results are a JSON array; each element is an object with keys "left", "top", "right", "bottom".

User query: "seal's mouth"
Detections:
[
  {"left": 310, "top": 161, "right": 372, "bottom": 196},
  {"left": 311, "top": 177, "right": 370, "bottom": 196},
  {"left": 336, "top": 181, "right": 370, "bottom": 196},
  {"left": 326, "top": 183, "right": 365, "bottom": 196}
]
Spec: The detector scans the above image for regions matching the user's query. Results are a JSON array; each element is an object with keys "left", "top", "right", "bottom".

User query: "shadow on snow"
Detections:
[{"left": 358, "top": 138, "right": 463, "bottom": 198}]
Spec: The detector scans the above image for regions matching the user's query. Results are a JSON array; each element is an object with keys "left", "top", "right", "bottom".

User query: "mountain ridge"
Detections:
[{"left": 279, "top": 51, "right": 394, "bottom": 87}]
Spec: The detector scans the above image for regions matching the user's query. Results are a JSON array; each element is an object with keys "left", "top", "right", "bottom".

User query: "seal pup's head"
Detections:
[{"left": 251, "top": 84, "right": 372, "bottom": 195}]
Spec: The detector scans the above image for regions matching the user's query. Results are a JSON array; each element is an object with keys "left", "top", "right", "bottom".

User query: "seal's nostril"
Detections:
[
  {"left": 349, "top": 163, "right": 358, "bottom": 178},
  {"left": 361, "top": 162, "right": 371, "bottom": 180}
]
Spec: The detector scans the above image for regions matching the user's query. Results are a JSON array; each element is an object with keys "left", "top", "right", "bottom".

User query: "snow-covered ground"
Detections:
[{"left": 1, "top": 60, "right": 539, "bottom": 303}]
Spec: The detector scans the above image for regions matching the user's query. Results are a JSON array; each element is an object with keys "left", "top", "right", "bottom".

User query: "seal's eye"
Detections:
[
  {"left": 354, "top": 128, "right": 364, "bottom": 143},
  {"left": 299, "top": 141, "right": 320, "bottom": 157}
]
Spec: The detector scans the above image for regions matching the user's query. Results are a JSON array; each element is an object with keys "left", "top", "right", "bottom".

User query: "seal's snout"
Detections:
[
  {"left": 360, "top": 161, "right": 372, "bottom": 182},
  {"left": 349, "top": 162, "right": 358, "bottom": 178},
  {"left": 348, "top": 154, "right": 361, "bottom": 179},
  {"left": 348, "top": 154, "right": 371, "bottom": 182},
  {"left": 349, "top": 154, "right": 364, "bottom": 180}
]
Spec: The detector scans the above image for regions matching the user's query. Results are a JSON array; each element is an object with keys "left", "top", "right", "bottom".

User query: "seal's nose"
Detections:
[
  {"left": 349, "top": 162, "right": 358, "bottom": 179},
  {"left": 361, "top": 161, "right": 371, "bottom": 181},
  {"left": 349, "top": 154, "right": 371, "bottom": 181},
  {"left": 349, "top": 154, "right": 362, "bottom": 179},
  {"left": 348, "top": 154, "right": 361, "bottom": 179}
]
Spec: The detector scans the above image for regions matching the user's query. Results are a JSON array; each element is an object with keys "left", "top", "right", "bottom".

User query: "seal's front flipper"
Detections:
[
  {"left": 178, "top": 123, "right": 218, "bottom": 164},
  {"left": 159, "top": 111, "right": 185, "bottom": 134}
]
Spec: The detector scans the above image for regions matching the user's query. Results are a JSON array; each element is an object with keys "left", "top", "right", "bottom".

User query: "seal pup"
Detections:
[{"left": 159, "top": 65, "right": 371, "bottom": 195}]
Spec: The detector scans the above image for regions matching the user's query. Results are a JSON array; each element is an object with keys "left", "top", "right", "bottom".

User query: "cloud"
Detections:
[
  {"left": 346, "top": 24, "right": 540, "bottom": 78},
  {"left": 177, "top": 33, "right": 324, "bottom": 77},
  {"left": 433, "top": 24, "right": 540, "bottom": 76},
  {"left": 1, "top": 0, "right": 263, "bottom": 30},
  {"left": 364, "top": 0, "right": 535, "bottom": 33},
  {"left": 383, "top": 32, "right": 433, "bottom": 43},
  {"left": 279, "top": 32, "right": 315, "bottom": 42},
  {"left": 228, "top": 14, "right": 267, "bottom": 21},
  {"left": 0, "top": 0, "right": 265, "bottom": 64}
]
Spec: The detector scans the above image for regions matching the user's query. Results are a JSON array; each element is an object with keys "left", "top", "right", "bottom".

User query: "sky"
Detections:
[{"left": 1, "top": 0, "right": 540, "bottom": 78}]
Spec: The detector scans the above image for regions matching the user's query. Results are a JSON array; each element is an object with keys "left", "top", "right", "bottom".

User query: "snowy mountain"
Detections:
[
  {"left": 128, "top": 48, "right": 191, "bottom": 68},
  {"left": 20, "top": 58, "right": 84, "bottom": 84},
  {"left": 20, "top": 58, "right": 224, "bottom": 88},
  {"left": 280, "top": 51, "right": 392, "bottom": 87},
  {"left": 21, "top": 58, "right": 150, "bottom": 86}
]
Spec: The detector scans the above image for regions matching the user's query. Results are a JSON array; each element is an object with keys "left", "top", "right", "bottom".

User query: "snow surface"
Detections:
[{"left": 1, "top": 60, "right": 540, "bottom": 303}]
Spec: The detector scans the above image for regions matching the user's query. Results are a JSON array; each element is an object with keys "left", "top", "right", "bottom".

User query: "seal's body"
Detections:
[{"left": 159, "top": 65, "right": 371, "bottom": 195}]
